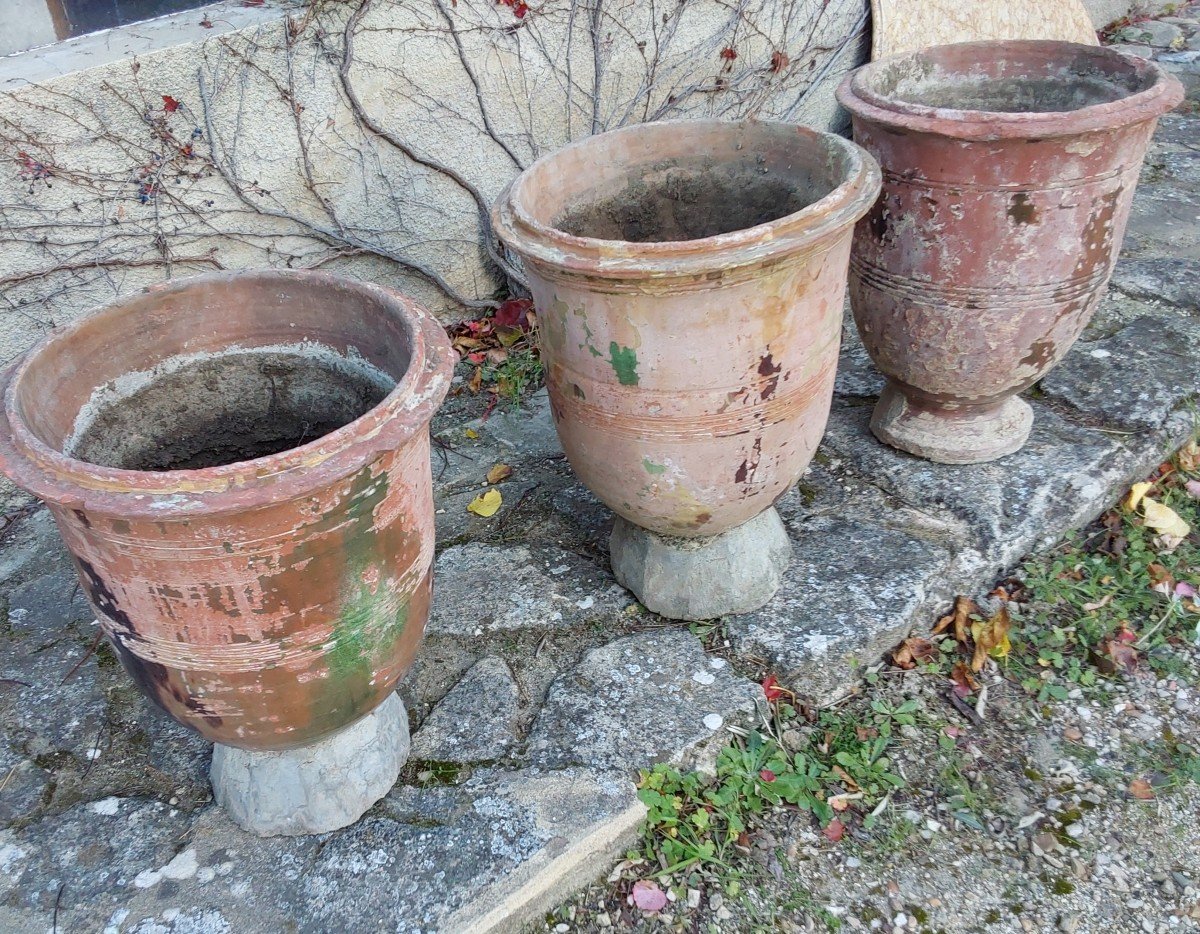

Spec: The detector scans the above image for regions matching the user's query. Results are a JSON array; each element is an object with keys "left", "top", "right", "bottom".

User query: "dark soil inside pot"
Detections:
[
  {"left": 67, "top": 345, "right": 395, "bottom": 471},
  {"left": 554, "top": 162, "right": 820, "bottom": 242}
]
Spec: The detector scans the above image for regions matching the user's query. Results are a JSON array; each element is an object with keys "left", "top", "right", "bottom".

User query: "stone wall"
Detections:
[{"left": 0, "top": 0, "right": 870, "bottom": 367}]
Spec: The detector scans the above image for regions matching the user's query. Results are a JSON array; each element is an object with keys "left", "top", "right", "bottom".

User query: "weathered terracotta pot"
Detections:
[
  {"left": 838, "top": 41, "right": 1184, "bottom": 464},
  {"left": 0, "top": 271, "right": 453, "bottom": 751},
  {"left": 492, "top": 120, "right": 880, "bottom": 538}
]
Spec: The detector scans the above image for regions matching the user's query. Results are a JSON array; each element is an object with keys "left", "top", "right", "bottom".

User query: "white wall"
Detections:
[{"left": 0, "top": 0, "right": 870, "bottom": 370}]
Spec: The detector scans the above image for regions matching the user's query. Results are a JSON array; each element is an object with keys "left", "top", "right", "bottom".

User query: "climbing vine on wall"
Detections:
[{"left": 0, "top": 0, "right": 867, "bottom": 359}]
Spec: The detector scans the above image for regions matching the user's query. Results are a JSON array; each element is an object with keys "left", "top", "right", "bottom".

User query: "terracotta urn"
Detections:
[
  {"left": 493, "top": 120, "right": 880, "bottom": 618},
  {"left": 0, "top": 271, "right": 453, "bottom": 752},
  {"left": 838, "top": 41, "right": 1184, "bottom": 464}
]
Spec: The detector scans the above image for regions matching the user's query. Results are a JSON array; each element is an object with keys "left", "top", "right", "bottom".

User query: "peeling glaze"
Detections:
[
  {"left": 838, "top": 41, "right": 1183, "bottom": 463},
  {"left": 493, "top": 120, "right": 881, "bottom": 537},
  {"left": 0, "top": 271, "right": 453, "bottom": 751}
]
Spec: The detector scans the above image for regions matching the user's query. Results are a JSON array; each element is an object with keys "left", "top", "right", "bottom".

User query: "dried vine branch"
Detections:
[{"left": 0, "top": 0, "right": 867, "bottom": 358}]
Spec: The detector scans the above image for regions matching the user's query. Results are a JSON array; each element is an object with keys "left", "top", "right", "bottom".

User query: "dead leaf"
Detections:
[
  {"left": 970, "top": 605, "right": 1012, "bottom": 672},
  {"left": 1097, "top": 622, "right": 1139, "bottom": 676},
  {"left": 486, "top": 463, "right": 513, "bottom": 484},
  {"left": 1126, "top": 481, "right": 1153, "bottom": 512},
  {"left": 1081, "top": 594, "right": 1113, "bottom": 612},
  {"left": 1177, "top": 439, "right": 1200, "bottom": 472},
  {"left": 631, "top": 880, "right": 667, "bottom": 913},
  {"left": 932, "top": 595, "right": 978, "bottom": 644},
  {"left": 822, "top": 818, "right": 845, "bottom": 842},
  {"left": 950, "top": 662, "right": 980, "bottom": 698},
  {"left": 1142, "top": 497, "right": 1190, "bottom": 551},
  {"left": 1148, "top": 563, "right": 1176, "bottom": 596},
  {"left": 831, "top": 765, "right": 860, "bottom": 792},
  {"left": 892, "top": 637, "right": 935, "bottom": 669},
  {"left": 1186, "top": 479, "right": 1200, "bottom": 500},
  {"left": 1127, "top": 777, "right": 1155, "bottom": 800},
  {"left": 467, "top": 488, "right": 502, "bottom": 518},
  {"left": 464, "top": 427, "right": 480, "bottom": 440},
  {"left": 828, "top": 792, "right": 864, "bottom": 811}
]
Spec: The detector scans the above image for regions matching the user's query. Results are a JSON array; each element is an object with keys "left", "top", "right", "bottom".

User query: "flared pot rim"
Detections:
[
  {"left": 0, "top": 269, "right": 454, "bottom": 519},
  {"left": 492, "top": 118, "right": 882, "bottom": 281},
  {"left": 838, "top": 40, "right": 1185, "bottom": 142}
]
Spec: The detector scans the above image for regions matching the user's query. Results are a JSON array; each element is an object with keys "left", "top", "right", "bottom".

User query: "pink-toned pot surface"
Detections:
[
  {"left": 0, "top": 271, "right": 453, "bottom": 750},
  {"left": 493, "top": 120, "right": 880, "bottom": 537},
  {"left": 838, "top": 41, "right": 1183, "bottom": 463}
]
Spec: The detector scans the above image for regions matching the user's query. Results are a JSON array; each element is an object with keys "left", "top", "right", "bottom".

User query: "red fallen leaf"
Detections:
[
  {"left": 466, "top": 351, "right": 486, "bottom": 365},
  {"left": 631, "top": 879, "right": 667, "bottom": 913},
  {"left": 1127, "top": 777, "right": 1155, "bottom": 800},
  {"left": 1097, "top": 624, "right": 1139, "bottom": 676},
  {"left": 199, "top": 16, "right": 213, "bottom": 27},
  {"left": 720, "top": 46, "right": 738, "bottom": 61},
  {"left": 943, "top": 725, "right": 963, "bottom": 740},
  {"left": 512, "top": 0, "right": 528, "bottom": 16},
  {"left": 162, "top": 95, "right": 181, "bottom": 113},
  {"left": 822, "top": 818, "right": 845, "bottom": 842},
  {"left": 759, "top": 768, "right": 776, "bottom": 783},
  {"left": 493, "top": 297, "right": 533, "bottom": 330},
  {"left": 762, "top": 674, "right": 784, "bottom": 703},
  {"left": 770, "top": 50, "right": 789, "bottom": 73}
]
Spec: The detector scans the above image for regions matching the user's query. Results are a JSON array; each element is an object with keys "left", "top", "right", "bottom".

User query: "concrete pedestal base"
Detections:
[
  {"left": 610, "top": 508, "right": 792, "bottom": 621},
  {"left": 871, "top": 383, "right": 1034, "bottom": 465},
  {"left": 210, "top": 693, "right": 409, "bottom": 837}
]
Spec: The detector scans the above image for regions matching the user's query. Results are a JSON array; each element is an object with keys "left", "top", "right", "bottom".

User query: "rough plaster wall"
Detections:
[{"left": 0, "top": 0, "right": 870, "bottom": 374}]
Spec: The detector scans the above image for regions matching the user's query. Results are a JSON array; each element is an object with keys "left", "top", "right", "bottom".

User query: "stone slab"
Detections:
[
  {"left": 821, "top": 399, "right": 1190, "bottom": 572},
  {"left": 409, "top": 656, "right": 519, "bottom": 764},
  {"left": 725, "top": 516, "right": 957, "bottom": 704},
  {"left": 0, "top": 766, "right": 642, "bottom": 934},
  {"left": 1108, "top": 259, "right": 1200, "bottom": 311},
  {"left": 1040, "top": 316, "right": 1200, "bottom": 430},
  {"left": 427, "top": 542, "right": 633, "bottom": 637},
  {"left": 526, "top": 630, "right": 762, "bottom": 773}
]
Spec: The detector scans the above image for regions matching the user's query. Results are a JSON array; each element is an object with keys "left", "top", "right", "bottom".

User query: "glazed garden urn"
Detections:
[
  {"left": 493, "top": 120, "right": 881, "bottom": 620},
  {"left": 0, "top": 270, "right": 453, "bottom": 835},
  {"left": 838, "top": 41, "right": 1184, "bottom": 464}
]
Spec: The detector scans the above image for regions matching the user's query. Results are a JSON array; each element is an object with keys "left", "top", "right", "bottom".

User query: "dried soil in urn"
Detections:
[
  {"left": 554, "top": 160, "right": 825, "bottom": 242},
  {"left": 66, "top": 344, "right": 395, "bottom": 471}
]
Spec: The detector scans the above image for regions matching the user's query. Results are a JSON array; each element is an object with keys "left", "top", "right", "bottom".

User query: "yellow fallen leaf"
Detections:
[
  {"left": 467, "top": 487, "right": 502, "bottom": 518},
  {"left": 464, "top": 428, "right": 480, "bottom": 440},
  {"left": 969, "top": 605, "right": 1012, "bottom": 672},
  {"left": 1178, "top": 439, "right": 1200, "bottom": 472},
  {"left": 1142, "top": 497, "right": 1190, "bottom": 550},
  {"left": 1126, "top": 482, "right": 1152, "bottom": 512},
  {"left": 486, "top": 463, "right": 513, "bottom": 484}
]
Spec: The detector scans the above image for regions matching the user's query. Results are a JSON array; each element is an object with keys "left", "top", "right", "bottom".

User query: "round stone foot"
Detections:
[
  {"left": 870, "top": 383, "right": 1033, "bottom": 465},
  {"left": 610, "top": 507, "right": 792, "bottom": 621},
  {"left": 210, "top": 693, "right": 409, "bottom": 837}
]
